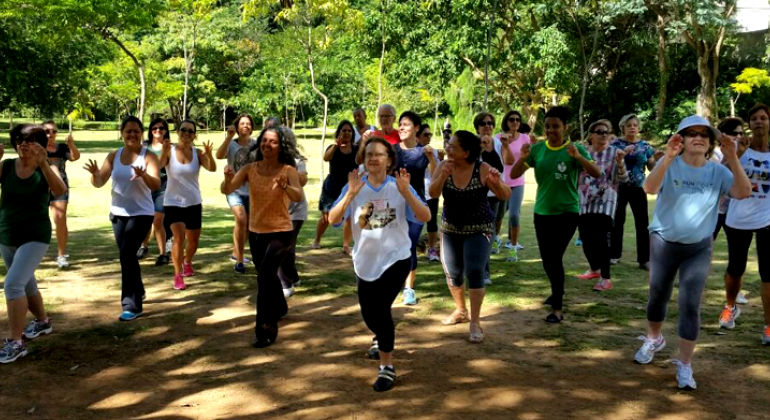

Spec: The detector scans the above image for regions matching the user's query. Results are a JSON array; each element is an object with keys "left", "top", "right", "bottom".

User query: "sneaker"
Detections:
[
  {"left": 373, "top": 366, "right": 396, "bottom": 392},
  {"left": 762, "top": 325, "right": 770, "bottom": 345},
  {"left": 504, "top": 241, "right": 514, "bottom": 250},
  {"left": 368, "top": 338, "right": 380, "bottom": 359},
  {"left": 484, "top": 278, "right": 492, "bottom": 286},
  {"left": 575, "top": 237, "right": 583, "bottom": 247},
  {"left": 718, "top": 305, "right": 740, "bottom": 330},
  {"left": 593, "top": 278, "right": 613, "bottom": 291},
  {"left": 173, "top": 274, "right": 186, "bottom": 290},
  {"left": 634, "top": 335, "right": 666, "bottom": 364},
  {"left": 736, "top": 292, "right": 749, "bottom": 305},
  {"left": 22, "top": 319, "right": 52, "bottom": 339},
  {"left": 283, "top": 286, "right": 295, "bottom": 298},
  {"left": 610, "top": 258, "right": 620, "bottom": 265},
  {"left": 155, "top": 254, "right": 170, "bottom": 266},
  {"left": 0, "top": 339, "right": 27, "bottom": 364},
  {"left": 57, "top": 254, "right": 70, "bottom": 269},
  {"left": 491, "top": 240, "right": 500, "bottom": 255},
  {"left": 427, "top": 248, "right": 440, "bottom": 262},
  {"left": 182, "top": 262, "right": 194, "bottom": 277},
  {"left": 514, "top": 243, "right": 525, "bottom": 251},
  {"left": 402, "top": 288, "right": 417, "bottom": 305},
  {"left": 119, "top": 311, "right": 143, "bottom": 322},
  {"left": 506, "top": 248, "right": 518, "bottom": 262},
  {"left": 165, "top": 238, "right": 173, "bottom": 256},
  {"left": 229, "top": 255, "right": 251, "bottom": 264},
  {"left": 672, "top": 360, "right": 697, "bottom": 390},
  {"left": 136, "top": 246, "right": 149, "bottom": 259},
  {"left": 234, "top": 262, "right": 246, "bottom": 274},
  {"left": 577, "top": 270, "right": 600, "bottom": 280}
]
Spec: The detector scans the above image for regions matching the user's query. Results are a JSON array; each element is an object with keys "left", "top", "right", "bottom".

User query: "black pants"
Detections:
[
  {"left": 426, "top": 198, "right": 439, "bottom": 233},
  {"left": 357, "top": 258, "right": 411, "bottom": 353},
  {"left": 534, "top": 213, "right": 578, "bottom": 311},
  {"left": 578, "top": 213, "right": 613, "bottom": 279},
  {"left": 611, "top": 184, "right": 650, "bottom": 263},
  {"left": 278, "top": 220, "right": 304, "bottom": 289},
  {"left": 249, "top": 231, "right": 293, "bottom": 334},
  {"left": 111, "top": 214, "right": 154, "bottom": 313},
  {"left": 713, "top": 213, "right": 727, "bottom": 240}
]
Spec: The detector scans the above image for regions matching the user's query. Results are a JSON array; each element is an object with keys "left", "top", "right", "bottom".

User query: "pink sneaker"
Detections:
[
  {"left": 173, "top": 274, "right": 187, "bottom": 290},
  {"left": 577, "top": 270, "right": 601, "bottom": 280},
  {"left": 182, "top": 262, "right": 194, "bottom": 277},
  {"left": 593, "top": 278, "right": 612, "bottom": 291}
]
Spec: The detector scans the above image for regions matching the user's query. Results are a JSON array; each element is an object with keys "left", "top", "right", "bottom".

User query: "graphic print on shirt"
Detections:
[
  {"left": 745, "top": 155, "right": 770, "bottom": 197},
  {"left": 672, "top": 178, "right": 715, "bottom": 193},
  {"left": 358, "top": 199, "right": 397, "bottom": 230},
  {"left": 555, "top": 161, "right": 568, "bottom": 180}
]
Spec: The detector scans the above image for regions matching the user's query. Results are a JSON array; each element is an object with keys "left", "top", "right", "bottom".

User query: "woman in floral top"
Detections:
[
  {"left": 577, "top": 119, "right": 628, "bottom": 291},
  {"left": 610, "top": 114, "right": 663, "bottom": 270}
]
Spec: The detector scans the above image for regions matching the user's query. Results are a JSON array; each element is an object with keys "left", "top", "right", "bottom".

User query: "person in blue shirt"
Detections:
[{"left": 633, "top": 115, "right": 750, "bottom": 391}]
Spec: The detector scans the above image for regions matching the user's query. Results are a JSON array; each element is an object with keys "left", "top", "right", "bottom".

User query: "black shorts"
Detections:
[{"left": 164, "top": 204, "right": 202, "bottom": 230}]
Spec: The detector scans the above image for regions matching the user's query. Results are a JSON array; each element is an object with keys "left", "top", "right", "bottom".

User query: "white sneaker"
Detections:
[
  {"left": 166, "top": 238, "right": 173, "bottom": 255},
  {"left": 610, "top": 258, "right": 620, "bottom": 265},
  {"left": 736, "top": 292, "right": 749, "bottom": 305},
  {"left": 484, "top": 278, "right": 492, "bottom": 286},
  {"left": 283, "top": 286, "right": 295, "bottom": 298},
  {"left": 56, "top": 255, "right": 69, "bottom": 269},
  {"left": 673, "top": 360, "right": 697, "bottom": 390},
  {"left": 634, "top": 334, "right": 666, "bottom": 364},
  {"left": 514, "top": 243, "right": 524, "bottom": 251}
]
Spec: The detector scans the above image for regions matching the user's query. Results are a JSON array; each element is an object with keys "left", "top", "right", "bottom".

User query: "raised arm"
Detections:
[
  {"left": 31, "top": 143, "right": 67, "bottom": 196},
  {"left": 499, "top": 134, "right": 515, "bottom": 165},
  {"left": 138, "top": 151, "right": 162, "bottom": 191},
  {"left": 198, "top": 140, "right": 217, "bottom": 172},
  {"left": 643, "top": 135, "right": 681, "bottom": 194},
  {"left": 215, "top": 126, "right": 236, "bottom": 160},
  {"left": 275, "top": 166, "right": 303, "bottom": 203},
  {"left": 328, "top": 169, "right": 365, "bottom": 225},
  {"left": 395, "top": 168, "right": 431, "bottom": 222},
  {"left": 66, "top": 134, "right": 81, "bottom": 161},
  {"left": 481, "top": 162, "right": 511, "bottom": 200},
  {"left": 720, "top": 134, "right": 751, "bottom": 199},
  {"left": 567, "top": 144, "right": 600, "bottom": 178},
  {"left": 509, "top": 143, "right": 531, "bottom": 179},
  {"left": 83, "top": 150, "right": 116, "bottom": 188},
  {"left": 429, "top": 160, "right": 451, "bottom": 199},
  {"left": 158, "top": 139, "right": 171, "bottom": 169},
  {"left": 221, "top": 163, "right": 250, "bottom": 195}
]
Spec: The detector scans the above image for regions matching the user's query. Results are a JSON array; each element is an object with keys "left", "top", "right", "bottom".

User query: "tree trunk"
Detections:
[
  {"left": 655, "top": 15, "right": 667, "bottom": 122},
  {"left": 696, "top": 50, "right": 717, "bottom": 121},
  {"left": 307, "top": 27, "right": 329, "bottom": 180},
  {"left": 578, "top": 18, "right": 601, "bottom": 139},
  {"left": 107, "top": 35, "right": 146, "bottom": 121},
  {"left": 378, "top": 0, "right": 387, "bottom": 109},
  {"left": 183, "top": 41, "right": 189, "bottom": 120}
]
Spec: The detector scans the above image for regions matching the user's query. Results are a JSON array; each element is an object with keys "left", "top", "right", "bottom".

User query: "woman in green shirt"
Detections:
[
  {"left": 510, "top": 106, "right": 600, "bottom": 323},
  {"left": 0, "top": 124, "right": 67, "bottom": 363}
]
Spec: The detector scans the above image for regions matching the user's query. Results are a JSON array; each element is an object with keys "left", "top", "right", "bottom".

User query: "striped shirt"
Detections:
[{"left": 578, "top": 146, "right": 629, "bottom": 218}]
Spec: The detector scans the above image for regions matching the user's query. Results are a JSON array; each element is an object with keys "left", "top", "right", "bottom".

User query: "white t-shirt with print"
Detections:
[
  {"left": 335, "top": 175, "right": 422, "bottom": 281},
  {"left": 726, "top": 148, "right": 770, "bottom": 230},
  {"left": 288, "top": 159, "right": 308, "bottom": 221}
]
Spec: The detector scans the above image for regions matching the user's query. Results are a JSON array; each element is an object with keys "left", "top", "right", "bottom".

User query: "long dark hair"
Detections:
[
  {"left": 254, "top": 127, "right": 298, "bottom": 167},
  {"left": 147, "top": 117, "right": 170, "bottom": 142}
]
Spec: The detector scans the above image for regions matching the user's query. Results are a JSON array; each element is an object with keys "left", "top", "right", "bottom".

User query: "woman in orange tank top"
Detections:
[{"left": 222, "top": 127, "right": 303, "bottom": 348}]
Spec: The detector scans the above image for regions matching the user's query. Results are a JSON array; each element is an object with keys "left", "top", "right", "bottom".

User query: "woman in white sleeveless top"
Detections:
[
  {"left": 84, "top": 116, "right": 161, "bottom": 322},
  {"left": 159, "top": 120, "right": 216, "bottom": 290}
]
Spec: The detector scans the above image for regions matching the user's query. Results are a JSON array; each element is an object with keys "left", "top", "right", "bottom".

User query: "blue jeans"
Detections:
[{"left": 407, "top": 220, "right": 423, "bottom": 271}]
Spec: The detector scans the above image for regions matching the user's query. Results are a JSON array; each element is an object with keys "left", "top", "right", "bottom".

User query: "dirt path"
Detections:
[{"left": 2, "top": 249, "right": 769, "bottom": 420}]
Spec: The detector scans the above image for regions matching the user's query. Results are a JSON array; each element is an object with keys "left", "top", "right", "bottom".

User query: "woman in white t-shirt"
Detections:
[
  {"left": 719, "top": 103, "right": 770, "bottom": 345},
  {"left": 329, "top": 137, "right": 430, "bottom": 392},
  {"left": 159, "top": 120, "right": 216, "bottom": 291}
]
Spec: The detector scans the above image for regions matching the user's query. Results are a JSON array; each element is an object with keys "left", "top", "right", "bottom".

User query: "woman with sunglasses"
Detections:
[
  {"left": 498, "top": 110, "right": 530, "bottom": 262},
  {"left": 159, "top": 120, "right": 216, "bottom": 291},
  {"left": 138, "top": 118, "right": 171, "bottom": 266},
  {"left": 0, "top": 124, "right": 67, "bottom": 363},
  {"left": 718, "top": 104, "right": 770, "bottom": 345},
  {"left": 216, "top": 114, "right": 257, "bottom": 274},
  {"left": 635, "top": 115, "right": 749, "bottom": 390},
  {"left": 84, "top": 116, "right": 161, "bottom": 321},
  {"left": 576, "top": 119, "right": 628, "bottom": 291},
  {"left": 42, "top": 120, "right": 80, "bottom": 269},
  {"left": 510, "top": 106, "right": 600, "bottom": 323}
]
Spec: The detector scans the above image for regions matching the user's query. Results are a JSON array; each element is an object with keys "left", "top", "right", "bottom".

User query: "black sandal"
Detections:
[{"left": 544, "top": 313, "right": 564, "bottom": 324}]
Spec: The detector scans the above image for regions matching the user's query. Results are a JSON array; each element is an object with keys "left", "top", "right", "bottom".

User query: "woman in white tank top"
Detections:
[
  {"left": 84, "top": 116, "right": 161, "bottom": 322},
  {"left": 159, "top": 120, "right": 216, "bottom": 290}
]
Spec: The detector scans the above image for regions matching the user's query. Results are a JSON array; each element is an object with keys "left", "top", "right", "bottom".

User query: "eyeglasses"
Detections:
[
  {"left": 179, "top": 128, "right": 195, "bottom": 134},
  {"left": 45, "top": 129, "right": 58, "bottom": 134},
  {"left": 591, "top": 130, "right": 610, "bottom": 136},
  {"left": 727, "top": 131, "right": 744, "bottom": 137},
  {"left": 422, "top": 133, "right": 433, "bottom": 137},
  {"left": 683, "top": 131, "right": 709, "bottom": 139},
  {"left": 508, "top": 118, "right": 521, "bottom": 122},
  {"left": 480, "top": 121, "right": 494, "bottom": 127},
  {"left": 379, "top": 115, "right": 395, "bottom": 119},
  {"left": 152, "top": 127, "right": 167, "bottom": 132},
  {"left": 366, "top": 152, "right": 388, "bottom": 159}
]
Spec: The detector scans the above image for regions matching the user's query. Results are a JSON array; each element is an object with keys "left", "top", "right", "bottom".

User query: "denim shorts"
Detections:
[
  {"left": 226, "top": 192, "right": 249, "bottom": 208},
  {"left": 152, "top": 190, "right": 165, "bottom": 214}
]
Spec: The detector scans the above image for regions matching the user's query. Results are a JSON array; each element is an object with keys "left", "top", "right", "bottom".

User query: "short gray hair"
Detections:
[
  {"left": 378, "top": 104, "right": 396, "bottom": 116},
  {"left": 618, "top": 114, "right": 641, "bottom": 133}
]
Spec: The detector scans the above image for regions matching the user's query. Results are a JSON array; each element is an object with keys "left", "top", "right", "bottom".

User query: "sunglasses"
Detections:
[
  {"left": 179, "top": 128, "right": 196, "bottom": 134},
  {"left": 422, "top": 133, "right": 433, "bottom": 137},
  {"left": 683, "top": 131, "right": 709, "bottom": 139},
  {"left": 45, "top": 129, "right": 58, "bottom": 134},
  {"left": 13, "top": 137, "right": 36, "bottom": 145},
  {"left": 591, "top": 130, "right": 611, "bottom": 135},
  {"left": 151, "top": 126, "right": 167, "bottom": 132},
  {"left": 727, "top": 131, "right": 744, "bottom": 137},
  {"left": 480, "top": 121, "right": 495, "bottom": 127},
  {"left": 508, "top": 118, "right": 521, "bottom": 122}
]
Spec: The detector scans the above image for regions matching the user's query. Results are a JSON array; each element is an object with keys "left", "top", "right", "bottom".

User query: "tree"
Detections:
[{"left": 731, "top": 68, "right": 770, "bottom": 116}]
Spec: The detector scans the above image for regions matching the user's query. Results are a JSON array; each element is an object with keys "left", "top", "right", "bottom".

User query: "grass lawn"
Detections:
[{"left": 0, "top": 127, "right": 768, "bottom": 419}]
